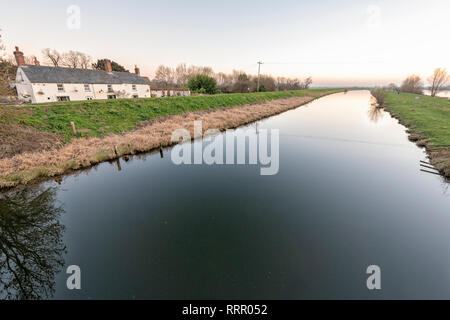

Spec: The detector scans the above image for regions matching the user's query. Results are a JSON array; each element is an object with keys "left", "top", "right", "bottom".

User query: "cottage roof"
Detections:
[{"left": 19, "top": 65, "right": 148, "bottom": 85}]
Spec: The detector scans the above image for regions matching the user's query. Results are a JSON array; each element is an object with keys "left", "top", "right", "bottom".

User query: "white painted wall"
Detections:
[
  {"left": 15, "top": 68, "right": 36, "bottom": 102},
  {"left": 151, "top": 89, "right": 190, "bottom": 98},
  {"left": 15, "top": 67, "right": 152, "bottom": 103},
  {"left": 26, "top": 83, "right": 151, "bottom": 103}
]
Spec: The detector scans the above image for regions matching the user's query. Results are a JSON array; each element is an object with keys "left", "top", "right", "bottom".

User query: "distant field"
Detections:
[
  {"left": 384, "top": 92, "right": 450, "bottom": 147},
  {"left": 11, "top": 89, "right": 335, "bottom": 141}
]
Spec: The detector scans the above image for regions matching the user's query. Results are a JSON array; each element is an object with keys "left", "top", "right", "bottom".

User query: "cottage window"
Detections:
[
  {"left": 84, "top": 84, "right": 91, "bottom": 92},
  {"left": 132, "top": 85, "right": 137, "bottom": 91},
  {"left": 107, "top": 85, "right": 113, "bottom": 92},
  {"left": 57, "top": 84, "right": 64, "bottom": 92}
]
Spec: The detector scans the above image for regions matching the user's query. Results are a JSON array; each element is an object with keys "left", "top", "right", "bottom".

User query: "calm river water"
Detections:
[{"left": 1, "top": 90, "right": 449, "bottom": 299}]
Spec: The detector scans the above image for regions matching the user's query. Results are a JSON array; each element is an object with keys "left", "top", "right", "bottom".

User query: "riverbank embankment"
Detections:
[
  {"left": 0, "top": 89, "right": 341, "bottom": 188},
  {"left": 383, "top": 92, "right": 450, "bottom": 179}
]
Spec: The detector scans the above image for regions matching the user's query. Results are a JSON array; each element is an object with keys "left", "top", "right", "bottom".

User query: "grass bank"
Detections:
[
  {"left": 384, "top": 92, "right": 450, "bottom": 178},
  {"left": 0, "top": 89, "right": 341, "bottom": 189},
  {"left": 15, "top": 89, "right": 334, "bottom": 141}
]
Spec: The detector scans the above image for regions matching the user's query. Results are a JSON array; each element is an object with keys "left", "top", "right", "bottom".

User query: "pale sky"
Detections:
[{"left": 1, "top": 0, "right": 449, "bottom": 86}]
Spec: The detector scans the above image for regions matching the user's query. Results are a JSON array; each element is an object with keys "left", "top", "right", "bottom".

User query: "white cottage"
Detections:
[{"left": 13, "top": 47, "right": 150, "bottom": 103}]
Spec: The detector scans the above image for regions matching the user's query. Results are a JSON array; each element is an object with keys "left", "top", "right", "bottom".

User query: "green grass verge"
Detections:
[
  {"left": 384, "top": 92, "right": 450, "bottom": 147},
  {"left": 10, "top": 89, "right": 336, "bottom": 141}
]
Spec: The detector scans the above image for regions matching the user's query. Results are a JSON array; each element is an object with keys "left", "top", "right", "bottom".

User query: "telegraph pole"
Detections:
[{"left": 257, "top": 61, "right": 263, "bottom": 92}]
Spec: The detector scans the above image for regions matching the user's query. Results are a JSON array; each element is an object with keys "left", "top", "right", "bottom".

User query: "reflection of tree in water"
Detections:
[
  {"left": 0, "top": 187, "right": 66, "bottom": 299},
  {"left": 439, "top": 177, "right": 450, "bottom": 196},
  {"left": 368, "top": 103, "right": 384, "bottom": 123}
]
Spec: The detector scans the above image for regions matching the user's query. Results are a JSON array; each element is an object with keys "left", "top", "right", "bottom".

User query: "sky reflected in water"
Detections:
[{"left": 1, "top": 90, "right": 449, "bottom": 299}]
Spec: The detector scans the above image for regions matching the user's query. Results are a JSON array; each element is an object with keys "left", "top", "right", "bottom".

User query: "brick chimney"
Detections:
[
  {"left": 104, "top": 59, "right": 112, "bottom": 73},
  {"left": 14, "top": 46, "right": 25, "bottom": 66},
  {"left": 134, "top": 65, "right": 140, "bottom": 76},
  {"left": 34, "top": 57, "right": 40, "bottom": 66}
]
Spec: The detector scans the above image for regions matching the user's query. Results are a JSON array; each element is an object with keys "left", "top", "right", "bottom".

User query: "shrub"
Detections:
[
  {"left": 370, "top": 88, "right": 387, "bottom": 106},
  {"left": 187, "top": 74, "right": 218, "bottom": 94},
  {"left": 400, "top": 75, "right": 423, "bottom": 94}
]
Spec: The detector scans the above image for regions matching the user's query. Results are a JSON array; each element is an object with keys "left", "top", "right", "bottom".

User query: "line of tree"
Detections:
[
  {"left": 3, "top": 42, "right": 313, "bottom": 94},
  {"left": 151, "top": 63, "right": 313, "bottom": 94},
  {"left": 41, "top": 48, "right": 93, "bottom": 69},
  {"left": 3, "top": 47, "right": 129, "bottom": 73},
  {"left": 392, "top": 68, "right": 449, "bottom": 96},
  {"left": 1, "top": 29, "right": 313, "bottom": 96},
  {"left": 41, "top": 50, "right": 129, "bottom": 72}
]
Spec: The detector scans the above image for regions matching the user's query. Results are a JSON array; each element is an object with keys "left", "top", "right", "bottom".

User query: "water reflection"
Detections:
[
  {"left": 1, "top": 91, "right": 449, "bottom": 300},
  {"left": 0, "top": 187, "right": 66, "bottom": 299},
  {"left": 367, "top": 103, "right": 384, "bottom": 123}
]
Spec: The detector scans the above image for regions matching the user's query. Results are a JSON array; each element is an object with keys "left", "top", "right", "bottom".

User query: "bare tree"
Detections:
[
  {"left": 215, "top": 72, "right": 227, "bottom": 86},
  {"left": 187, "top": 65, "right": 215, "bottom": 78},
  {"left": 200, "top": 66, "right": 215, "bottom": 77},
  {"left": 427, "top": 68, "right": 449, "bottom": 97},
  {"left": 0, "top": 187, "right": 66, "bottom": 299},
  {"left": 302, "top": 77, "right": 313, "bottom": 89},
  {"left": 60, "top": 51, "right": 92, "bottom": 69},
  {"left": 151, "top": 62, "right": 313, "bottom": 93},
  {"left": 175, "top": 63, "right": 188, "bottom": 86},
  {"left": 61, "top": 50, "right": 80, "bottom": 68},
  {"left": 250, "top": 74, "right": 276, "bottom": 92},
  {"left": 276, "top": 77, "right": 286, "bottom": 91},
  {"left": 233, "top": 72, "right": 251, "bottom": 93},
  {"left": 0, "top": 32, "right": 4, "bottom": 60},
  {"left": 187, "top": 65, "right": 200, "bottom": 78},
  {"left": 215, "top": 72, "right": 233, "bottom": 93},
  {"left": 24, "top": 55, "right": 37, "bottom": 65},
  {"left": 154, "top": 63, "right": 217, "bottom": 88},
  {"left": 400, "top": 75, "right": 423, "bottom": 94},
  {"left": 387, "top": 83, "right": 398, "bottom": 91},
  {"left": 41, "top": 48, "right": 62, "bottom": 67},
  {"left": 154, "top": 65, "right": 175, "bottom": 87},
  {"left": 0, "top": 30, "right": 16, "bottom": 98},
  {"left": 78, "top": 52, "right": 92, "bottom": 69},
  {"left": 276, "top": 77, "right": 302, "bottom": 90}
]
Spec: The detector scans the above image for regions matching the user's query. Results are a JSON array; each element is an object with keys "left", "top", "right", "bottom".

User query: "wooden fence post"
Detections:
[{"left": 70, "top": 121, "right": 77, "bottom": 135}]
